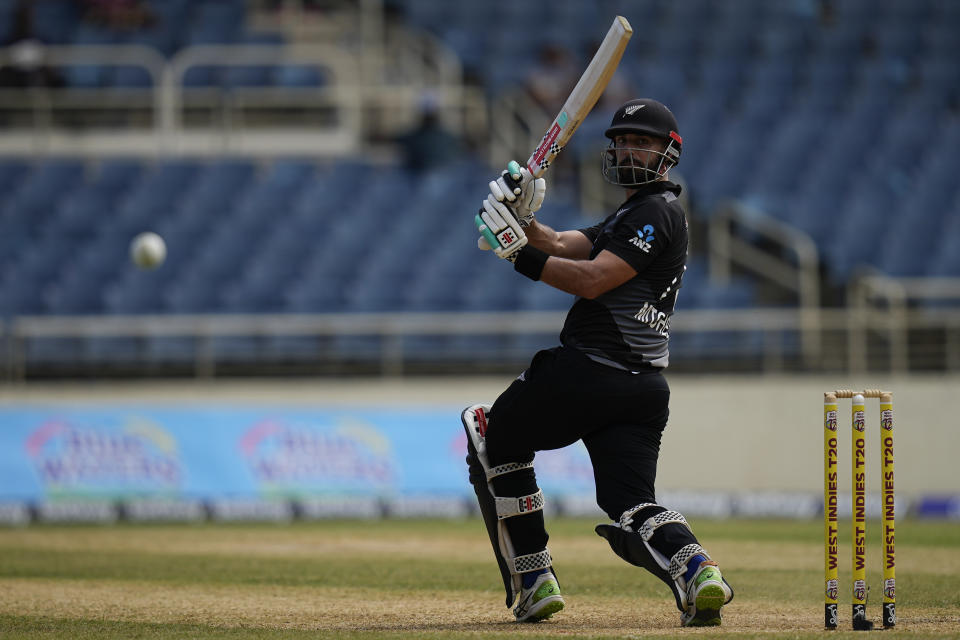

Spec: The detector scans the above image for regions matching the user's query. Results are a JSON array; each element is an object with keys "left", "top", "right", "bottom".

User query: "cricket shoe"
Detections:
[
  {"left": 680, "top": 561, "right": 733, "bottom": 627},
  {"left": 513, "top": 571, "right": 565, "bottom": 622}
]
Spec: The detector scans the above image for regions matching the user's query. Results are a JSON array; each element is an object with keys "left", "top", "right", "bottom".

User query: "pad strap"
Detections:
[
  {"left": 496, "top": 490, "right": 545, "bottom": 519},
  {"left": 668, "top": 543, "right": 709, "bottom": 580},
  {"left": 619, "top": 502, "right": 659, "bottom": 531},
  {"left": 513, "top": 548, "right": 552, "bottom": 574},
  {"left": 486, "top": 460, "right": 534, "bottom": 481},
  {"left": 639, "top": 510, "right": 689, "bottom": 541}
]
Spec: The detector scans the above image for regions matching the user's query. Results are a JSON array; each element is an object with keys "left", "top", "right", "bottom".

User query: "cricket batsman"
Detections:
[{"left": 462, "top": 99, "right": 734, "bottom": 626}]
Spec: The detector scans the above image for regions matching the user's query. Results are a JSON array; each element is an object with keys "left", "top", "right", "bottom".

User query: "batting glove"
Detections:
[
  {"left": 489, "top": 160, "right": 546, "bottom": 227},
  {"left": 475, "top": 195, "right": 527, "bottom": 262}
]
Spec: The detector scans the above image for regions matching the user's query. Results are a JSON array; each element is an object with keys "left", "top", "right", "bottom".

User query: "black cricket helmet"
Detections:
[{"left": 601, "top": 98, "right": 683, "bottom": 187}]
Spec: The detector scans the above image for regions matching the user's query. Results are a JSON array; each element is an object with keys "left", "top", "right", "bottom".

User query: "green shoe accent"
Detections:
[
  {"left": 695, "top": 566, "right": 722, "bottom": 586},
  {"left": 695, "top": 583, "right": 727, "bottom": 612},
  {"left": 532, "top": 598, "right": 565, "bottom": 621},
  {"left": 516, "top": 576, "right": 565, "bottom": 622},
  {"left": 684, "top": 566, "right": 727, "bottom": 627},
  {"left": 534, "top": 578, "right": 560, "bottom": 601}
]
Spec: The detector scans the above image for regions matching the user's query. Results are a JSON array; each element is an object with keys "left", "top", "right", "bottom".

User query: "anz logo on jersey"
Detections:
[{"left": 629, "top": 224, "right": 655, "bottom": 253}]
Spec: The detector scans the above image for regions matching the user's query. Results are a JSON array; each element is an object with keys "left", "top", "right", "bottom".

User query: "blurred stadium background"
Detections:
[{"left": 1, "top": 0, "right": 958, "bottom": 526}]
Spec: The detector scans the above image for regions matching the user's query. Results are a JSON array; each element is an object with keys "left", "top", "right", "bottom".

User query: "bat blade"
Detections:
[{"left": 526, "top": 16, "right": 633, "bottom": 177}]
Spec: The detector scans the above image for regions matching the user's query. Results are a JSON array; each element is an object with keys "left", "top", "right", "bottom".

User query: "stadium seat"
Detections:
[
  {"left": 222, "top": 65, "right": 273, "bottom": 88},
  {"left": 272, "top": 65, "right": 327, "bottom": 88},
  {"left": 29, "top": 0, "right": 79, "bottom": 44}
]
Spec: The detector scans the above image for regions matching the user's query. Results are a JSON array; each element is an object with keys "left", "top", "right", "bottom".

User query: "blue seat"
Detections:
[
  {"left": 262, "top": 158, "right": 316, "bottom": 189},
  {"left": 164, "top": 278, "right": 222, "bottom": 313},
  {"left": 441, "top": 26, "right": 489, "bottom": 71},
  {"left": 30, "top": 0, "right": 79, "bottom": 44},
  {"left": 0, "top": 279, "right": 47, "bottom": 315},
  {"left": 921, "top": 23, "right": 960, "bottom": 56},
  {"left": 917, "top": 58, "right": 960, "bottom": 94},
  {"left": 402, "top": 0, "right": 456, "bottom": 35},
  {"left": 71, "top": 23, "right": 119, "bottom": 45},
  {"left": 872, "top": 23, "right": 924, "bottom": 60},
  {"left": 84, "top": 337, "right": 146, "bottom": 365},
  {"left": 94, "top": 159, "right": 144, "bottom": 192},
  {"left": 8, "top": 160, "right": 86, "bottom": 225},
  {"left": 223, "top": 65, "right": 273, "bottom": 88},
  {"left": 47, "top": 188, "right": 109, "bottom": 236},
  {"left": 283, "top": 275, "right": 349, "bottom": 313},
  {"left": 930, "top": 0, "right": 960, "bottom": 27},
  {"left": 749, "top": 60, "right": 800, "bottom": 100},
  {"left": 272, "top": 65, "right": 327, "bottom": 87},
  {"left": 703, "top": 23, "right": 760, "bottom": 61},
  {"left": 757, "top": 23, "right": 812, "bottom": 62},
  {"left": 182, "top": 65, "right": 221, "bottom": 87},
  {"left": 630, "top": 63, "right": 689, "bottom": 111},
  {"left": 0, "top": 159, "right": 29, "bottom": 192},
  {"left": 123, "top": 26, "right": 179, "bottom": 58},
  {"left": 42, "top": 269, "right": 106, "bottom": 314},
  {"left": 692, "top": 118, "right": 765, "bottom": 213},
  {"left": 241, "top": 30, "right": 285, "bottom": 45},
  {"left": 876, "top": 208, "right": 940, "bottom": 277},
  {"left": 102, "top": 270, "right": 171, "bottom": 314},
  {"left": 822, "top": 191, "right": 893, "bottom": 281},
  {"left": 882, "top": 0, "right": 933, "bottom": 24},
  {"left": 150, "top": 159, "right": 203, "bottom": 192},
  {"left": 109, "top": 65, "right": 154, "bottom": 88},
  {"left": 62, "top": 65, "right": 107, "bottom": 89},
  {"left": 806, "top": 57, "right": 857, "bottom": 95},
  {"left": 830, "top": 0, "right": 875, "bottom": 25},
  {"left": 0, "top": 6, "right": 14, "bottom": 44},
  {"left": 190, "top": 0, "right": 246, "bottom": 33},
  {"left": 927, "top": 213, "right": 960, "bottom": 277}
]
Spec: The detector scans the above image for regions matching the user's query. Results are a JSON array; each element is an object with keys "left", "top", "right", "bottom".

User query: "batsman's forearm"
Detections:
[
  {"left": 514, "top": 245, "right": 637, "bottom": 298},
  {"left": 525, "top": 221, "right": 592, "bottom": 259},
  {"left": 539, "top": 256, "right": 610, "bottom": 299}
]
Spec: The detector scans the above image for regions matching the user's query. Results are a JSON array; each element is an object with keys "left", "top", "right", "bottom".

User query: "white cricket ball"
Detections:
[{"left": 130, "top": 231, "right": 167, "bottom": 270}]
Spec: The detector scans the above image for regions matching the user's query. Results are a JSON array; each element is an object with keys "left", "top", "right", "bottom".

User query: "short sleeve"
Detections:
[{"left": 600, "top": 207, "right": 671, "bottom": 273}]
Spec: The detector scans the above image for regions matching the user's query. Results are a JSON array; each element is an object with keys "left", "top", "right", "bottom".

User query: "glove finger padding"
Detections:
[
  {"left": 489, "top": 160, "right": 525, "bottom": 204},
  {"left": 490, "top": 174, "right": 517, "bottom": 204},
  {"left": 521, "top": 174, "right": 546, "bottom": 214}
]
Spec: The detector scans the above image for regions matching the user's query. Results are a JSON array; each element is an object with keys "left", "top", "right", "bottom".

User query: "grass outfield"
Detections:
[{"left": 0, "top": 518, "right": 958, "bottom": 639}]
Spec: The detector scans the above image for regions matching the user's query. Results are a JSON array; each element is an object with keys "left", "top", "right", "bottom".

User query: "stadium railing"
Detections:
[
  {"left": 7, "top": 306, "right": 960, "bottom": 379},
  {"left": 0, "top": 39, "right": 484, "bottom": 157}
]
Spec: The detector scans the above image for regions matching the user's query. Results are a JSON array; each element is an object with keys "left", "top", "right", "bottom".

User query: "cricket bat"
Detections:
[
  {"left": 479, "top": 16, "right": 632, "bottom": 251},
  {"left": 525, "top": 15, "right": 633, "bottom": 177}
]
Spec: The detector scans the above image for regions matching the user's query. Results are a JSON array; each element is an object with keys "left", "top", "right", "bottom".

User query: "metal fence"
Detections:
[
  {"left": 5, "top": 305, "right": 960, "bottom": 380},
  {"left": 0, "top": 37, "right": 485, "bottom": 157}
]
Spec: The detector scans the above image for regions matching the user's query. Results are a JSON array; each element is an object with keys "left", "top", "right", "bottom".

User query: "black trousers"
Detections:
[{"left": 484, "top": 345, "right": 698, "bottom": 559}]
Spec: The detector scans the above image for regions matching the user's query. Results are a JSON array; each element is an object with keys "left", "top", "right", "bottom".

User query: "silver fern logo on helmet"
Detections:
[{"left": 624, "top": 104, "right": 646, "bottom": 115}]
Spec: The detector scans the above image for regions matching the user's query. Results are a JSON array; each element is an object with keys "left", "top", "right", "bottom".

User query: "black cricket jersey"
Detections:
[{"left": 560, "top": 180, "right": 688, "bottom": 370}]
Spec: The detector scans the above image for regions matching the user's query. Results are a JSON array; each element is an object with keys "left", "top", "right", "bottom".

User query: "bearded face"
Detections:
[{"left": 601, "top": 134, "right": 677, "bottom": 187}]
